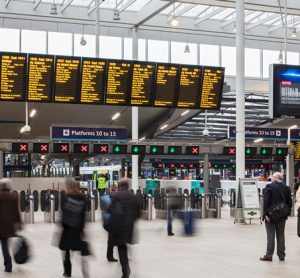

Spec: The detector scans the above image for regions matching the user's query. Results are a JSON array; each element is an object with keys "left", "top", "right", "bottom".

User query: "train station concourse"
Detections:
[{"left": 1, "top": 0, "right": 300, "bottom": 278}]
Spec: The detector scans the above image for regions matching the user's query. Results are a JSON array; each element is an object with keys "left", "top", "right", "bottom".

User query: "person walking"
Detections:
[
  {"left": 107, "top": 180, "right": 140, "bottom": 278},
  {"left": 260, "top": 172, "right": 292, "bottom": 262},
  {"left": 0, "top": 178, "right": 21, "bottom": 273},
  {"left": 97, "top": 174, "right": 107, "bottom": 196},
  {"left": 59, "top": 178, "right": 90, "bottom": 277}
]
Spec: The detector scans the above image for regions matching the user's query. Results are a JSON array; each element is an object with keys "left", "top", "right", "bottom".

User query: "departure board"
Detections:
[
  {"left": 105, "top": 61, "right": 131, "bottom": 105},
  {"left": 80, "top": 58, "right": 106, "bottom": 104},
  {"left": 27, "top": 54, "right": 54, "bottom": 102},
  {"left": 130, "top": 62, "right": 155, "bottom": 106},
  {"left": 54, "top": 56, "right": 81, "bottom": 103},
  {"left": 0, "top": 53, "right": 27, "bottom": 101},
  {"left": 200, "top": 66, "right": 225, "bottom": 110},
  {"left": 154, "top": 64, "right": 179, "bottom": 107},
  {"left": 177, "top": 65, "right": 202, "bottom": 108}
]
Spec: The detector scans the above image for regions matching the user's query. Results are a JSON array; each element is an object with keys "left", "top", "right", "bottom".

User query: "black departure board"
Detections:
[
  {"left": 177, "top": 65, "right": 202, "bottom": 108},
  {"left": 27, "top": 54, "right": 54, "bottom": 102},
  {"left": 200, "top": 66, "right": 225, "bottom": 110},
  {"left": 154, "top": 63, "right": 179, "bottom": 107},
  {"left": 54, "top": 56, "right": 81, "bottom": 103},
  {"left": 0, "top": 53, "right": 27, "bottom": 101},
  {"left": 80, "top": 58, "right": 106, "bottom": 104},
  {"left": 105, "top": 60, "right": 131, "bottom": 106},
  {"left": 130, "top": 62, "right": 155, "bottom": 106}
]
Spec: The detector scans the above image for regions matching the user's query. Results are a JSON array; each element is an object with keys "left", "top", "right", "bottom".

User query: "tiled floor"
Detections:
[{"left": 2, "top": 211, "right": 300, "bottom": 278}]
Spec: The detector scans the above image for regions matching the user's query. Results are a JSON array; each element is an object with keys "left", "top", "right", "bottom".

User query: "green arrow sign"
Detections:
[
  {"left": 262, "top": 149, "right": 267, "bottom": 155},
  {"left": 278, "top": 149, "right": 282, "bottom": 155},
  {"left": 246, "top": 148, "right": 251, "bottom": 155},
  {"left": 114, "top": 146, "right": 120, "bottom": 153},
  {"left": 133, "top": 146, "right": 139, "bottom": 153},
  {"left": 152, "top": 147, "right": 157, "bottom": 153},
  {"left": 170, "top": 147, "right": 175, "bottom": 154}
]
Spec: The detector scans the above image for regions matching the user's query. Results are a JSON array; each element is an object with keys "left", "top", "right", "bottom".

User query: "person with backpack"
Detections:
[
  {"left": 106, "top": 179, "right": 141, "bottom": 278},
  {"left": 260, "top": 172, "right": 292, "bottom": 262},
  {"left": 59, "top": 178, "right": 89, "bottom": 277},
  {"left": 0, "top": 179, "right": 21, "bottom": 273}
]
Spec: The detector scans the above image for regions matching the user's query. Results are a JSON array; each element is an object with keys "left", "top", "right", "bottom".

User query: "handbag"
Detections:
[
  {"left": 14, "top": 236, "right": 30, "bottom": 264},
  {"left": 62, "top": 196, "right": 85, "bottom": 228},
  {"left": 103, "top": 198, "right": 126, "bottom": 233},
  {"left": 267, "top": 188, "right": 291, "bottom": 223}
]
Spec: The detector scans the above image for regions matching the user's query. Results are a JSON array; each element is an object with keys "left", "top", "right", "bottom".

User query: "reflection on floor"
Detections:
[{"left": 2, "top": 211, "right": 299, "bottom": 278}]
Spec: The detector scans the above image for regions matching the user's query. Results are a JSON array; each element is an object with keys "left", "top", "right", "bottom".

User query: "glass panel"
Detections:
[
  {"left": 171, "top": 42, "right": 197, "bottom": 65},
  {"left": 21, "top": 30, "right": 47, "bottom": 54},
  {"left": 200, "top": 44, "right": 219, "bottom": 66},
  {"left": 245, "top": 48, "right": 260, "bottom": 77},
  {"left": 48, "top": 32, "right": 72, "bottom": 55},
  {"left": 221, "top": 46, "right": 236, "bottom": 75},
  {"left": 0, "top": 28, "right": 20, "bottom": 52},
  {"left": 74, "top": 34, "right": 96, "bottom": 57},
  {"left": 287, "top": 51, "right": 299, "bottom": 65},
  {"left": 99, "top": 36, "right": 122, "bottom": 59},
  {"left": 124, "top": 38, "right": 133, "bottom": 60},
  {"left": 138, "top": 39, "right": 146, "bottom": 61},
  {"left": 263, "top": 50, "right": 279, "bottom": 77},
  {"left": 148, "top": 40, "right": 169, "bottom": 62}
]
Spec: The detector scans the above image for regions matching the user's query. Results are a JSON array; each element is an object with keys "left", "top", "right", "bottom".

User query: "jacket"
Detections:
[
  {"left": 0, "top": 191, "right": 21, "bottom": 239},
  {"left": 108, "top": 189, "right": 141, "bottom": 246},
  {"left": 59, "top": 194, "right": 86, "bottom": 251},
  {"left": 263, "top": 181, "right": 292, "bottom": 218},
  {"left": 295, "top": 187, "right": 300, "bottom": 212}
]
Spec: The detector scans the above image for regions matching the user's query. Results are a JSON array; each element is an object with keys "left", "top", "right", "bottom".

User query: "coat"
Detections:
[
  {"left": 263, "top": 181, "right": 292, "bottom": 218},
  {"left": 108, "top": 189, "right": 141, "bottom": 246},
  {"left": 59, "top": 194, "right": 86, "bottom": 251},
  {"left": 295, "top": 187, "right": 300, "bottom": 212},
  {"left": 0, "top": 191, "right": 21, "bottom": 239}
]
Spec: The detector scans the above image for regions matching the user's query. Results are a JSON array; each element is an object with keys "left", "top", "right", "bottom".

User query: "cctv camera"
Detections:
[
  {"left": 21, "top": 125, "right": 31, "bottom": 134},
  {"left": 203, "top": 129, "right": 209, "bottom": 136},
  {"left": 80, "top": 36, "right": 87, "bottom": 46}
]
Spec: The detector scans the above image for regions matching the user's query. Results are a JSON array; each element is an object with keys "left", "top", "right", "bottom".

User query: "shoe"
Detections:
[
  {"left": 279, "top": 258, "right": 285, "bottom": 261},
  {"left": 107, "top": 257, "right": 118, "bottom": 262},
  {"left": 260, "top": 256, "right": 272, "bottom": 262},
  {"left": 63, "top": 273, "right": 71, "bottom": 277},
  {"left": 4, "top": 269, "right": 12, "bottom": 273},
  {"left": 168, "top": 232, "right": 174, "bottom": 236}
]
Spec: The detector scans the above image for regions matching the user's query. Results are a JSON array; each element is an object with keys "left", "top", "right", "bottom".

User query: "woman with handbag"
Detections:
[{"left": 59, "top": 178, "right": 89, "bottom": 277}]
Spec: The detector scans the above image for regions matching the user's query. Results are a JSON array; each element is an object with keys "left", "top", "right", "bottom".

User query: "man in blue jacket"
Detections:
[{"left": 260, "top": 172, "right": 292, "bottom": 262}]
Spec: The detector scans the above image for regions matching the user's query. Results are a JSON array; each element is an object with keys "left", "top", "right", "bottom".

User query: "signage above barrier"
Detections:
[
  {"left": 228, "top": 126, "right": 288, "bottom": 140},
  {"left": 51, "top": 126, "right": 127, "bottom": 142}
]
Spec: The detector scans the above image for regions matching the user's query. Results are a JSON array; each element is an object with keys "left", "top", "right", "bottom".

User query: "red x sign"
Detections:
[
  {"left": 101, "top": 145, "right": 107, "bottom": 152},
  {"left": 41, "top": 144, "right": 48, "bottom": 151},
  {"left": 20, "top": 144, "right": 27, "bottom": 151},
  {"left": 81, "top": 145, "right": 88, "bottom": 152},
  {"left": 192, "top": 147, "right": 199, "bottom": 154},
  {"left": 229, "top": 148, "right": 236, "bottom": 155},
  {"left": 61, "top": 145, "right": 68, "bottom": 152}
]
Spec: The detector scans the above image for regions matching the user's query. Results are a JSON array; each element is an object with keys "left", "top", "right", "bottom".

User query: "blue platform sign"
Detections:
[
  {"left": 290, "top": 129, "right": 300, "bottom": 141},
  {"left": 228, "top": 126, "right": 288, "bottom": 140},
  {"left": 51, "top": 126, "right": 127, "bottom": 141}
]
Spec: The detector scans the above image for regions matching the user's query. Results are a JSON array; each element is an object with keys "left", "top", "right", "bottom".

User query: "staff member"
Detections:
[{"left": 97, "top": 174, "right": 107, "bottom": 196}]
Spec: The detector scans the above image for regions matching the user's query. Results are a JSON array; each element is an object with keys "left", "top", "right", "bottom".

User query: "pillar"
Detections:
[{"left": 204, "top": 153, "right": 209, "bottom": 193}]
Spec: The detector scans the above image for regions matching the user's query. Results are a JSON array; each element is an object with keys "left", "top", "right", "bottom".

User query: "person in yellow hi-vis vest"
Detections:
[{"left": 97, "top": 174, "right": 107, "bottom": 196}]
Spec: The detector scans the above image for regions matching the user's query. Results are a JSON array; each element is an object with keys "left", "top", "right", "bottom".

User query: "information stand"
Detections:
[{"left": 234, "top": 178, "right": 261, "bottom": 224}]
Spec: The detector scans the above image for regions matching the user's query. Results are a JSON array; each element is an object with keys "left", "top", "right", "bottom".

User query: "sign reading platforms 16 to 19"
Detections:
[{"left": 51, "top": 126, "right": 127, "bottom": 142}]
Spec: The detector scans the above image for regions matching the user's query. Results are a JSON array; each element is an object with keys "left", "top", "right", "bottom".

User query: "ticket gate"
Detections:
[
  {"left": 41, "top": 190, "right": 59, "bottom": 223},
  {"left": 20, "top": 189, "right": 39, "bottom": 224},
  {"left": 85, "top": 192, "right": 96, "bottom": 222}
]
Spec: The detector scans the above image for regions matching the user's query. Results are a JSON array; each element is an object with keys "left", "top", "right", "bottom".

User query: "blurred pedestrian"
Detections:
[
  {"left": 167, "top": 187, "right": 179, "bottom": 236},
  {"left": 59, "top": 178, "right": 90, "bottom": 277},
  {"left": 260, "top": 172, "right": 292, "bottom": 262},
  {"left": 0, "top": 178, "right": 21, "bottom": 273},
  {"left": 295, "top": 181, "right": 300, "bottom": 237},
  {"left": 107, "top": 180, "right": 140, "bottom": 278}
]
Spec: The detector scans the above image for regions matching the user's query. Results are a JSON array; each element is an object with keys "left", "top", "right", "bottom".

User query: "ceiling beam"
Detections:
[
  {"left": 135, "top": 0, "right": 174, "bottom": 27},
  {"left": 269, "top": 17, "right": 300, "bottom": 32},
  {"left": 33, "top": 0, "right": 42, "bottom": 11},
  {"left": 221, "top": 10, "right": 255, "bottom": 28},
  {"left": 176, "top": 4, "right": 196, "bottom": 17},
  {"left": 62, "top": 0, "right": 74, "bottom": 14},
  {"left": 246, "top": 14, "right": 279, "bottom": 30},
  {"left": 119, "top": 0, "right": 137, "bottom": 13},
  {"left": 88, "top": 0, "right": 104, "bottom": 15},
  {"left": 5, "top": 0, "right": 11, "bottom": 8},
  {"left": 195, "top": 7, "right": 225, "bottom": 25}
]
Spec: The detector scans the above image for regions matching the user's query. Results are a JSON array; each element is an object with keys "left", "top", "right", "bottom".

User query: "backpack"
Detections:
[
  {"left": 14, "top": 236, "right": 30, "bottom": 264},
  {"left": 103, "top": 198, "right": 126, "bottom": 234},
  {"left": 62, "top": 196, "right": 85, "bottom": 228}
]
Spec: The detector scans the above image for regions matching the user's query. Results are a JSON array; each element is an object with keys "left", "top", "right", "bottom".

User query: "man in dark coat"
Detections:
[
  {"left": 0, "top": 179, "right": 21, "bottom": 273},
  {"left": 260, "top": 172, "right": 292, "bottom": 262},
  {"left": 108, "top": 179, "right": 141, "bottom": 278}
]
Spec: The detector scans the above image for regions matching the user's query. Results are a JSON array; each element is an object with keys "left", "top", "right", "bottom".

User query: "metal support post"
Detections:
[
  {"left": 90, "top": 193, "right": 96, "bottom": 222},
  {"left": 0, "top": 151, "right": 3, "bottom": 178},
  {"left": 204, "top": 153, "right": 209, "bottom": 193},
  {"left": 147, "top": 194, "right": 153, "bottom": 220},
  {"left": 95, "top": 0, "right": 100, "bottom": 58},
  {"left": 216, "top": 195, "right": 222, "bottom": 219},
  {"left": 284, "top": 0, "right": 287, "bottom": 64},
  {"left": 50, "top": 194, "right": 55, "bottom": 223},
  {"left": 259, "top": 193, "right": 264, "bottom": 218},
  {"left": 201, "top": 195, "right": 206, "bottom": 219},
  {"left": 29, "top": 195, "right": 34, "bottom": 224},
  {"left": 236, "top": 0, "right": 245, "bottom": 180}
]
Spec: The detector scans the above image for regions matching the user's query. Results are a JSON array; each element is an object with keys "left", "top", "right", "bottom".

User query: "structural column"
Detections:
[
  {"left": 0, "top": 151, "right": 3, "bottom": 178},
  {"left": 204, "top": 153, "right": 209, "bottom": 193},
  {"left": 95, "top": 0, "right": 100, "bottom": 58},
  {"left": 132, "top": 27, "right": 139, "bottom": 191},
  {"left": 235, "top": 0, "right": 245, "bottom": 180}
]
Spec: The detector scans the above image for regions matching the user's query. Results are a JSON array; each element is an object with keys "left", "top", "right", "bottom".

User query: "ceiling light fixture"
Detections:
[
  {"left": 181, "top": 110, "right": 190, "bottom": 116},
  {"left": 278, "top": 50, "right": 283, "bottom": 64},
  {"left": 30, "top": 109, "right": 37, "bottom": 118},
  {"left": 80, "top": 25, "right": 87, "bottom": 46},
  {"left": 289, "top": 124, "right": 298, "bottom": 129},
  {"left": 290, "top": 27, "right": 297, "bottom": 38},
  {"left": 50, "top": 0, "right": 58, "bottom": 15},
  {"left": 160, "top": 124, "right": 169, "bottom": 130},
  {"left": 139, "top": 136, "right": 146, "bottom": 141},
  {"left": 254, "top": 138, "right": 263, "bottom": 143},
  {"left": 184, "top": 43, "right": 190, "bottom": 53},
  {"left": 169, "top": 15, "right": 179, "bottom": 27},
  {"left": 112, "top": 112, "right": 121, "bottom": 120},
  {"left": 233, "top": 22, "right": 236, "bottom": 33},
  {"left": 113, "top": 0, "right": 121, "bottom": 20}
]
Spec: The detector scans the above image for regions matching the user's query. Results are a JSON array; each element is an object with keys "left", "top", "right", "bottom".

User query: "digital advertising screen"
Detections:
[{"left": 270, "top": 64, "right": 300, "bottom": 118}]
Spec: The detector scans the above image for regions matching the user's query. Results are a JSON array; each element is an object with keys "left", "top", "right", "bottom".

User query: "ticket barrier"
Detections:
[
  {"left": 41, "top": 190, "right": 59, "bottom": 223},
  {"left": 85, "top": 192, "right": 96, "bottom": 222},
  {"left": 229, "top": 189, "right": 236, "bottom": 217},
  {"left": 20, "top": 189, "right": 39, "bottom": 224},
  {"left": 206, "top": 193, "right": 222, "bottom": 219},
  {"left": 141, "top": 194, "right": 153, "bottom": 221}
]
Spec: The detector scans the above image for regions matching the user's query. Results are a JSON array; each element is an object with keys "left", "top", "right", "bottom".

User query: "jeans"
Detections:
[
  {"left": 167, "top": 209, "right": 173, "bottom": 234},
  {"left": 1, "top": 239, "right": 12, "bottom": 272},
  {"left": 107, "top": 233, "right": 114, "bottom": 259}
]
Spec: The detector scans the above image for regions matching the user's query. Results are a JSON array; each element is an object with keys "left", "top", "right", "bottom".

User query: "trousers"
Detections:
[
  {"left": 63, "top": 249, "right": 89, "bottom": 278},
  {"left": 1, "top": 239, "right": 12, "bottom": 272},
  {"left": 167, "top": 209, "right": 173, "bottom": 234},
  {"left": 107, "top": 233, "right": 114, "bottom": 259},
  {"left": 118, "top": 245, "right": 129, "bottom": 278},
  {"left": 265, "top": 219, "right": 286, "bottom": 259}
]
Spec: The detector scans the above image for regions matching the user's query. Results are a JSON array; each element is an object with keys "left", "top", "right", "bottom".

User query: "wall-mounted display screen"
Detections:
[
  {"left": 33, "top": 143, "right": 49, "bottom": 153},
  {"left": 53, "top": 143, "right": 70, "bottom": 153}
]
